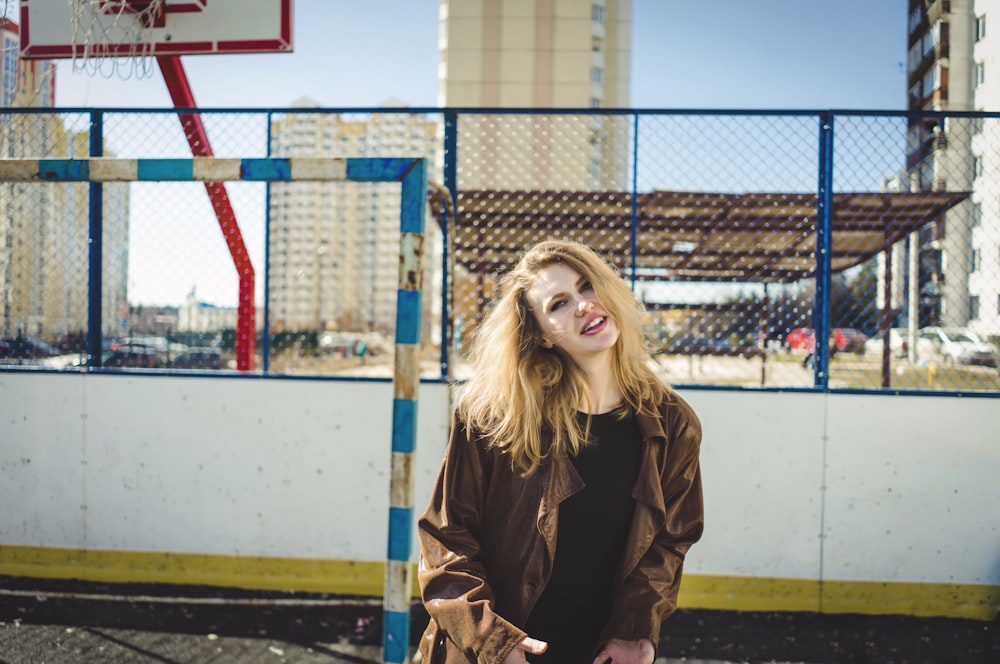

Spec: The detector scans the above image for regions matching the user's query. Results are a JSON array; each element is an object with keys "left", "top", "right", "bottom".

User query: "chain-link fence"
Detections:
[{"left": 1, "top": 107, "right": 998, "bottom": 392}]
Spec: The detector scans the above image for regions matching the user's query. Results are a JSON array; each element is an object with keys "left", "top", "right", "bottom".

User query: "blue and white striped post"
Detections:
[
  {"left": 0, "top": 155, "right": 429, "bottom": 663},
  {"left": 386, "top": 160, "right": 426, "bottom": 664}
]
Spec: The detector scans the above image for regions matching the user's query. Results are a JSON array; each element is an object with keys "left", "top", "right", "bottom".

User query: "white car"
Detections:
[
  {"left": 864, "top": 327, "right": 909, "bottom": 359},
  {"left": 864, "top": 327, "right": 937, "bottom": 360},
  {"left": 918, "top": 326, "right": 998, "bottom": 367}
]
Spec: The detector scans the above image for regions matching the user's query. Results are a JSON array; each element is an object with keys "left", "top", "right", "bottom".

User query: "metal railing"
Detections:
[{"left": 1, "top": 106, "right": 998, "bottom": 393}]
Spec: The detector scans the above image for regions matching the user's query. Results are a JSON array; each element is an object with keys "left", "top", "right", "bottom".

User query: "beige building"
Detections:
[
  {"left": 905, "top": 0, "right": 987, "bottom": 332},
  {"left": 267, "top": 99, "right": 441, "bottom": 339},
  {"left": 1, "top": 19, "right": 128, "bottom": 341},
  {"left": 438, "top": 0, "right": 632, "bottom": 190}
]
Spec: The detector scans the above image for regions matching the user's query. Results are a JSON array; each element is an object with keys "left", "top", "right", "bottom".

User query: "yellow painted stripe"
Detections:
[{"left": 2, "top": 546, "right": 997, "bottom": 621}]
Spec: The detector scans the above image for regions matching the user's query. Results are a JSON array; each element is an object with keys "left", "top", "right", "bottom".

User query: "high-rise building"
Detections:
[
  {"left": 967, "top": 2, "right": 1000, "bottom": 336},
  {"left": 439, "top": 0, "right": 630, "bottom": 109},
  {"left": 1, "top": 19, "right": 128, "bottom": 340},
  {"left": 438, "top": 0, "right": 631, "bottom": 190},
  {"left": 267, "top": 99, "right": 441, "bottom": 340},
  {"left": 905, "top": 0, "right": 999, "bottom": 336},
  {"left": 1, "top": 18, "right": 54, "bottom": 108}
]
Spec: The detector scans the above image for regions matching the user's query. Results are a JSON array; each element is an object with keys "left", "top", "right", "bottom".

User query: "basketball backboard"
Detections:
[{"left": 19, "top": 0, "right": 293, "bottom": 59}]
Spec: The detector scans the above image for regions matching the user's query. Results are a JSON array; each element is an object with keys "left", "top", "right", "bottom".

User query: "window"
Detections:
[
  {"left": 589, "top": 97, "right": 601, "bottom": 108},
  {"left": 921, "top": 21, "right": 940, "bottom": 57},
  {"left": 976, "top": 15, "right": 986, "bottom": 41},
  {"left": 923, "top": 64, "right": 941, "bottom": 93},
  {"left": 591, "top": 4, "right": 604, "bottom": 23},
  {"left": 975, "top": 61, "right": 986, "bottom": 87},
  {"left": 971, "top": 248, "right": 980, "bottom": 272},
  {"left": 972, "top": 201, "right": 982, "bottom": 227},
  {"left": 973, "top": 155, "right": 983, "bottom": 179},
  {"left": 590, "top": 66, "right": 603, "bottom": 83},
  {"left": 969, "top": 295, "right": 980, "bottom": 320}
]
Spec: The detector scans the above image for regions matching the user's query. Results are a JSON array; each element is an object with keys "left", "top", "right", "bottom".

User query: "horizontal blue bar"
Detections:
[
  {"left": 387, "top": 506, "right": 412, "bottom": 562},
  {"left": 391, "top": 398, "right": 416, "bottom": 454},
  {"left": 241, "top": 157, "right": 292, "bottom": 181},
  {"left": 395, "top": 290, "right": 421, "bottom": 345},
  {"left": 137, "top": 158, "right": 192, "bottom": 181},
  {"left": 383, "top": 609, "right": 410, "bottom": 664},
  {"left": 39, "top": 159, "right": 88, "bottom": 181},
  {"left": 346, "top": 157, "right": 415, "bottom": 181}
]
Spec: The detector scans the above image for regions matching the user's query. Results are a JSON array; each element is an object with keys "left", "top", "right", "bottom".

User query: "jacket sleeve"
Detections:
[
  {"left": 417, "top": 416, "right": 527, "bottom": 664},
  {"left": 600, "top": 399, "right": 705, "bottom": 653}
]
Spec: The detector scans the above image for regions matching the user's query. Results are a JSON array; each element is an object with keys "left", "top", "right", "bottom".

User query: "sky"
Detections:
[{"left": 11, "top": 0, "right": 909, "bottom": 110}]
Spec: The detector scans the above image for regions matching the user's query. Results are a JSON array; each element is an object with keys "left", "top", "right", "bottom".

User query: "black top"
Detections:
[{"left": 525, "top": 408, "right": 643, "bottom": 663}]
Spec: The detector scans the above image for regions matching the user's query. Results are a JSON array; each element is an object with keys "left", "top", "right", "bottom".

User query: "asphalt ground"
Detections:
[{"left": 1, "top": 578, "right": 997, "bottom": 663}]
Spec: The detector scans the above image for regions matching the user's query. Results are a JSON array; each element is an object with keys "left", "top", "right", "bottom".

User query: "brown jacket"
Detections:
[{"left": 416, "top": 393, "right": 704, "bottom": 664}]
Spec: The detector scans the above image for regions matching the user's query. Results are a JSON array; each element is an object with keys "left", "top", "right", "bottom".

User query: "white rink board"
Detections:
[
  {"left": 679, "top": 390, "right": 826, "bottom": 580},
  {"left": 0, "top": 372, "right": 450, "bottom": 561},
  {"left": 823, "top": 394, "right": 1000, "bottom": 585},
  {"left": 1, "top": 372, "right": 998, "bottom": 589}
]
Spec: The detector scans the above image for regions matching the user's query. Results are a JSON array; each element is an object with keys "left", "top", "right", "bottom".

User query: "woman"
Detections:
[{"left": 417, "top": 240, "right": 704, "bottom": 664}]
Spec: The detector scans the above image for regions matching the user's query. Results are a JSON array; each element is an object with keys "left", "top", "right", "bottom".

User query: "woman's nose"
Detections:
[{"left": 576, "top": 299, "right": 593, "bottom": 316}]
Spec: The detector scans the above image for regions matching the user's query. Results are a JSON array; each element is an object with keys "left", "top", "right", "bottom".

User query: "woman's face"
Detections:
[{"left": 525, "top": 262, "right": 619, "bottom": 365}]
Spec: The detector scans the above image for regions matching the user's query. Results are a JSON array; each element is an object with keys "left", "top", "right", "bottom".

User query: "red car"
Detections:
[
  {"left": 785, "top": 328, "right": 869, "bottom": 354},
  {"left": 832, "top": 328, "right": 868, "bottom": 353},
  {"left": 785, "top": 328, "right": 816, "bottom": 352}
]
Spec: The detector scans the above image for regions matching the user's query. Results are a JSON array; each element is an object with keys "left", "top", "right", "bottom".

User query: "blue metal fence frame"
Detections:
[{"left": 1, "top": 106, "right": 997, "bottom": 399}]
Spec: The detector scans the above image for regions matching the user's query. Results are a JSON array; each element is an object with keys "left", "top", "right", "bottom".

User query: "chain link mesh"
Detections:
[{"left": 1, "top": 108, "right": 997, "bottom": 391}]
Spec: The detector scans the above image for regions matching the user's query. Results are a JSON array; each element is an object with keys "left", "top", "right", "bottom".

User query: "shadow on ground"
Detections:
[{"left": 1, "top": 577, "right": 998, "bottom": 663}]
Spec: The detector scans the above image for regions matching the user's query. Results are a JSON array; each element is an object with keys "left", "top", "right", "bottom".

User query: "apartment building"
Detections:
[
  {"left": 1, "top": 19, "right": 128, "bottom": 341},
  {"left": 438, "top": 0, "right": 631, "bottom": 190},
  {"left": 266, "top": 99, "right": 441, "bottom": 339},
  {"left": 905, "top": 0, "right": 999, "bottom": 336}
]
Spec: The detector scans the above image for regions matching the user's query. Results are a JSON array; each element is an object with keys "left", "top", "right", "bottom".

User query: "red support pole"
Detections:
[{"left": 156, "top": 55, "right": 256, "bottom": 371}]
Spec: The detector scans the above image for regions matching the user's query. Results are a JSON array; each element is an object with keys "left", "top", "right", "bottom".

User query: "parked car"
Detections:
[
  {"left": 918, "top": 326, "right": 998, "bottom": 367},
  {"left": 864, "top": 327, "right": 909, "bottom": 358},
  {"left": 785, "top": 327, "right": 868, "bottom": 354},
  {"left": 785, "top": 328, "right": 816, "bottom": 352},
  {"left": 832, "top": 328, "right": 868, "bottom": 353},
  {"left": 102, "top": 345, "right": 165, "bottom": 368},
  {"left": 0, "top": 336, "right": 57, "bottom": 359},
  {"left": 169, "top": 348, "right": 225, "bottom": 370},
  {"left": 864, "top": 327, "right": 937, "bottom": 360}
]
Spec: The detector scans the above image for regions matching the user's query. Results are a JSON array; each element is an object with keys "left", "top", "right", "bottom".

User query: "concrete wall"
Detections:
[{"left": 1, "top": 371, "right": 998, "bottom": 619}]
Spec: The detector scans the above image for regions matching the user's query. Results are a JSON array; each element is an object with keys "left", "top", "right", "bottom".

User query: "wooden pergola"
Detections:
[
  {"left": 442, "top": 189, "right": 969, "bottom": 283},
  {"left": 434, "top": 188, "right": 970, "bottom": 387}
]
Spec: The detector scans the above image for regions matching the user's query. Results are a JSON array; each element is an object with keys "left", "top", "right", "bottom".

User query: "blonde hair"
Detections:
[{"left": 456, "top": 239, "right": 672, "bottom": 475}]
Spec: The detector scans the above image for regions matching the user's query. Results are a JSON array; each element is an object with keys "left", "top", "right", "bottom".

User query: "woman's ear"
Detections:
[{"left": 540, "top": 337, "right": 554, "bottom": 349}]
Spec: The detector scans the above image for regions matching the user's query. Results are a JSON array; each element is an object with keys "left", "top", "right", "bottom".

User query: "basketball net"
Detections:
[{"left": 68, "top": 0, "right": 166, "bottom": 80}]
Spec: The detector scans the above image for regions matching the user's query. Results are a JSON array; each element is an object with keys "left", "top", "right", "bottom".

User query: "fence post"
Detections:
[
  {"left": 814, "top": 112, "right": 835, "bottom": 388},
  {"left": 383, "top": 159, "right": 428, "bottom": 664},
  {"left": 87, "top": 111, "right": 104, "bottom": 368}
]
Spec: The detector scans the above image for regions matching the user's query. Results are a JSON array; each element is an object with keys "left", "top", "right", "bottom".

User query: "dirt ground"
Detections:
[{"left": 1, "top": 578, "right": 997, "bottom": 663}]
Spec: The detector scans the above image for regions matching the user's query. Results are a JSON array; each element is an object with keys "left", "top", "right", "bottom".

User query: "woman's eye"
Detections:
[
  {"left": 551, "top": 299, "right": 565, "bottom": 311},
  {"left": 580, "top": 281, "right": 593, "bottom": 292}
]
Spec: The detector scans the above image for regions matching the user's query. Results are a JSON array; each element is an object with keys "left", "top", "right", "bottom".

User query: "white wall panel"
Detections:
[
  {"left": 2, "top": 372, "right": 998, "bottom": 592},
  {"left": 0, "top": 373, "right": 88, "bottom": 546},
  {"left": 824, "top": 394, "right": 1000, "bottom": 585},
  {"left": 680, "top": 390, "right": 825, "bottom": 579}
]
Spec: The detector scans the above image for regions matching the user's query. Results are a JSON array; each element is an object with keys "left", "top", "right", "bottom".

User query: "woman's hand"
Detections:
[
  {"left": 593, "top": 638, "right": 655, "bottom": 664},
  {"left": 501, "top": 636, "right": 548, "bottom": 663}
]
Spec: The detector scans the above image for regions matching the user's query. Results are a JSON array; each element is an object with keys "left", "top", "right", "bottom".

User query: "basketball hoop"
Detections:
[{"left": 68, "top": 0, "right": 166, "bottom": 80}]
